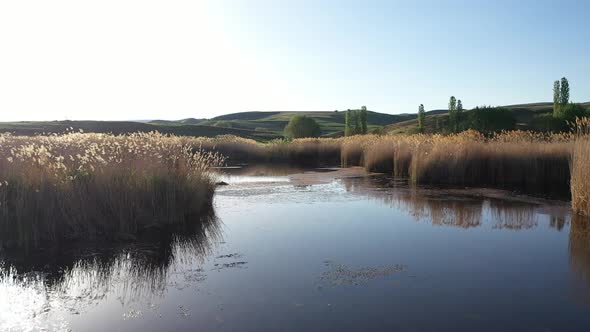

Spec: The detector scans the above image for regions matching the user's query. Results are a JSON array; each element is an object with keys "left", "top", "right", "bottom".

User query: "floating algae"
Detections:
[{"left": 319, "top": 262, "right": 406, "bottom": 286}]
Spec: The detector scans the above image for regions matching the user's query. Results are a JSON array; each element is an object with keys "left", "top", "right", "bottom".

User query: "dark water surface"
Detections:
[{"left": 2, "top": 166, "right": 590, "bottom": 331}]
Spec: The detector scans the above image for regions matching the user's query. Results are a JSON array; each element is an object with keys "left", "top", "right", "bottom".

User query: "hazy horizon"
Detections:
[{"left": 1, "top": 0, "right": 589, "bottom": 121}]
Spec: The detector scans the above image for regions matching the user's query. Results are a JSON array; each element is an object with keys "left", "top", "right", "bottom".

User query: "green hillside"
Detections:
[
  {"left": 0, "top": 109, "right": 410, "bottom": 140},
  {"left": 159, "top": 110, "right": 414, "bottom": 137},
  {"left": 3, "top": 103, "right": 587, "bottom": 140},
  {"left": 385, "top": 102, "right": 590, "bottom": 134}
]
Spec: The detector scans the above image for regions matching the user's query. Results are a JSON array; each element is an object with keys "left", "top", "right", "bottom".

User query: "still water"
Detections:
[{"left": 2, "top": 166, "right": 590, "bottom": 331}]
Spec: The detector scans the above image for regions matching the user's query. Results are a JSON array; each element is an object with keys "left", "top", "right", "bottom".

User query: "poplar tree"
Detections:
[
  {"left": 354, "top": 111, "right": 362, "bottom": 134},
  {"left": 448, "top": 96, "right": 457, "bottom": 132},
  {"left": 345, "top": 110, "right": 352, "bottom": 136},
  {"left": 360, "top": 106, "right": 368, "bottom": 134},
  {"left": 417, "top": 104, "right": 425, "bottom": 132},
  {"left": 560, "top": 77, "right": 569, "bottom": 106},
  {"left": 553, "top": 80, "right": 561, "bottom": 117}
]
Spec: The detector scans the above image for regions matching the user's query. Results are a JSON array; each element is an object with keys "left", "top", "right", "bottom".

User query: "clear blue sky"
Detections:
[{"left": 0, "top": 0, "right": 588, "bottom": 120}]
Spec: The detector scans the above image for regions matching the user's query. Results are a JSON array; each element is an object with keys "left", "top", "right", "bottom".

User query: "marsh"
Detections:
[{"left": 2, "top": 165, "right": 589, "bottom": 331}]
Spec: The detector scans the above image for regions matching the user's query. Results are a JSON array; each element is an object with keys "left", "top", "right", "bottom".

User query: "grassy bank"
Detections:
[{"left": 0, "top": 132, "right": 222, "bottom": 249}]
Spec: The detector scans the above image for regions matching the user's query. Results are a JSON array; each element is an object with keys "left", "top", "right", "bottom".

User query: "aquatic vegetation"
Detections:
[
  {"left": 189, "top": 135, "right": 341, "bottom": 165},
  {"left": 571, "top": 118, "right": 590, "bottom": 216},
  {"left": 320, "top": 261, "right": 405, "bottom": 286},
  {"left": 2, "top": 126, "right": 588, "bottom": 249},
  {"left": 0, "top": 132, "right": 223, "bottom": 248},
  {"left": 187, "top": 129, "right": 581, "bottom": 198}
]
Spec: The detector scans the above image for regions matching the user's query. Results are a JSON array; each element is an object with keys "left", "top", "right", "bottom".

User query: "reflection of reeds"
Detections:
[
  {"left": 0, "top": 132, "right": 222, "bottom": 248},
  {"left": 1, "top": 208, "right": 220, "bottom": 313},
  {"left": 489, "top": 200, "right": 536, "bottom": 230},
  {"left": 569, "top": 214, "right": 590, "bottom": 287},
  {"left": 341, "top": 177, "right": 556, "bottom": 230}
]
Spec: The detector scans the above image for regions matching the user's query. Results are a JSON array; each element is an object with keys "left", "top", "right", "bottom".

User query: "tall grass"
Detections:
[
  {"left": 3, "top": 126, "right": 586, "bottom": 249},
  {"left": 190, "top": 131, "right": 575, "bottom": 197},
  {"left": 339, "top": 131, "right": 573, "bottom": 196},
  {"left": 571, "top": 118, "right": 590, "bottom": 216},
  {"left": 189, "top": 135, "right": 341, "bottom": 166},
  {"left": 0, "top": 132, "right": 223, "bottom": 249}
]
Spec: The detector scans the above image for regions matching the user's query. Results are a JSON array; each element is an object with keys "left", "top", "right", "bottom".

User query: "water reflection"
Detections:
[
  {"left": 0, "top": 210, "right": 220, "bottom": 331},
  {"left": 341, "top": 176, "right": 566, "bottom": 230},
  {"left": 570, "top": 214, "right": 590, "bottom": 288},
  {"left": 4, "top": 172, "right": 590, "bottom": 331}
]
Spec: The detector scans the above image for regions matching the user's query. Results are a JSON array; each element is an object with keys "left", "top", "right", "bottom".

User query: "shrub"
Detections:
[
  {"left": 560, "top": 103, "right": 588, "bottom": 122},
  {"left": 284, "top": 115, "right": 321, "bottom": 139},
  {"left": 467, "top": 106, "right": 516, "bottom": 133}
]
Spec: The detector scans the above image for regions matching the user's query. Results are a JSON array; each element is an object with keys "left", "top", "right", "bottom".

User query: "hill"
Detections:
[
  {"left": 384, "top": 102, "right": 590, "bottom": 134},
  {"left": 156, "top": 110, "right": 414, "bottom": 137},
  {"left": 3, "top": 103, "right": 588, "bottom": 140},
  {"left": 0, "top": 109, "right": 412, "bottom": 140}
]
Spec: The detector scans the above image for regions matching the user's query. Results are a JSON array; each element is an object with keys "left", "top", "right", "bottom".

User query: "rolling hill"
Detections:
[
  {"left": 0, "top": 110, "right": 411, "bottom": 140},
  {"left": 153, "top": 110, "right": 415, "bottom": 137},
  {"left": 384, "top": 102, "right": 590, "bottom": 134},
  {"left": 2, "top": 103, "right": 588, "bottom": 140}
]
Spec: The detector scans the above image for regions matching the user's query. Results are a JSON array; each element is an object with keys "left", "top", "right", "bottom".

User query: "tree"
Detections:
[
  {"left": 284, "top": 115, "right": 321, "bottom": 139},
  {"left": 344, "top": 108, "right": 368, "bottom": 136},
  {"left": 560, "top": 103, "right": 588, "bottom": 122},
  {"left": 449, "top": 96, "right": 457, "bottom": 112},
  {"left": 360, "top": 106, "right": 368, "bottom": 134},
  {"left": 345, "top": 110, "right": 352, "bottom": 136},
  {"left": 353, "top": 112, "right": 362, "bottom": 134},
  {"left": 553, "top": 80, "right": 561, "bottom": 117},
  {"left": 448, "top": 96, "right": 458, "bottom": 132},
  {"left": 417, "top": 104, "right": 426, "bottom": 132},
  {"left": 560, "top": 77, "right": 570, "bottom": 106},
  {"left": 468, "top": 106, "right": 516, "bottom": 133}
]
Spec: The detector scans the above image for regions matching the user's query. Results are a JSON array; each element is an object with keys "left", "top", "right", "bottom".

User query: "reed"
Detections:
[
  {"left": 189, "top": 130, "right": 576, "bottom": 197},
  {"left": 190, "top": 135, "right": 341, "bottom": 166},
  {"left": 0, "top": 132, "right": 223, "bottom": 249},
  {"left": 3, "top": 126, "right": 585, "bottom": 250},
  {"left": 571, "top": 118, "right": 590, "bottom": 216}
]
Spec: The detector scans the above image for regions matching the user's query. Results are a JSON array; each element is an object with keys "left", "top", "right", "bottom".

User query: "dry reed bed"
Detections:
[
  {"left": 340, "top": 130, "right": 574, "bottom": 196},
  {"left": 571, "top": 118, "right": 590, "bottom": 216},
  {"left": 186, "top": 135, "right": 341, "bottom": 166},
  {"left": 3, "top": 127, "right": 588, "bottom": 249},
  {"left": 190, "top": 131, "right": 576, "bottom": 198},
  {"left": 0, "top": 132, "right": 222, "bottom": 249}
]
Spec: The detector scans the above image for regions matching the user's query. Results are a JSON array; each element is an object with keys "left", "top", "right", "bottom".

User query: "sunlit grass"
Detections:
[
  {"left": 0, "top": 132, "right": 223, "bottom": 248},
  {"left": 572, "top": 118, "right": 590, "bottom": 217}
]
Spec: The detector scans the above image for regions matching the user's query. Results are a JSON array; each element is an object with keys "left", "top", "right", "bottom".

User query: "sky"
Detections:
[{"left": 0, "top": 0, "right": 589, "bottom": 121}]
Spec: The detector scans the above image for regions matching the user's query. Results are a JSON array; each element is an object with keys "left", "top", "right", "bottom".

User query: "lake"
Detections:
[{"left": 2, "top": 165, "right": 590, "bottom": 331}]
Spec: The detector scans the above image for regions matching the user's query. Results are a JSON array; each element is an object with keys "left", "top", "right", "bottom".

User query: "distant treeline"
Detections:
[{"left": 417, "top": 77, "right": 588, "bottom": 135}]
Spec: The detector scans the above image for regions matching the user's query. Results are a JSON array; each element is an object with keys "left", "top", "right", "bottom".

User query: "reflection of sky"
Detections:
[{"left": 3, "top": 175, "right": 590, "bottom": 331}]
